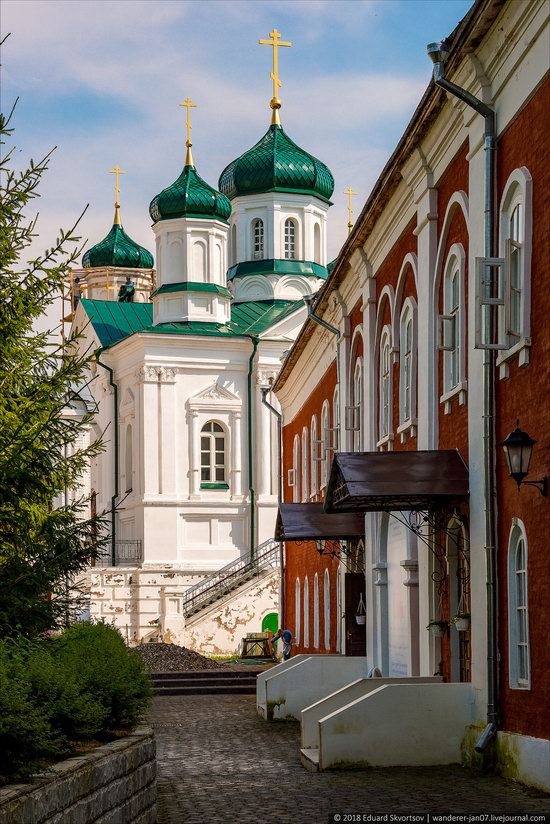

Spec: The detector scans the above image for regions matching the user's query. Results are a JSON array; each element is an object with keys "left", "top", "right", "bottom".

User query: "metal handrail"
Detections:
[
  {"left": 95, "top": 539, "right": 143, "bottom": 566},
  {"left": 182, "top": 539, "right": 280, "bottom": 617}
]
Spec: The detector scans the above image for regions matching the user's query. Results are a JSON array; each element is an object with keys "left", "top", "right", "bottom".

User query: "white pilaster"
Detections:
[{"left": 231, "top": 411, "right": 242, "bottom": 498}]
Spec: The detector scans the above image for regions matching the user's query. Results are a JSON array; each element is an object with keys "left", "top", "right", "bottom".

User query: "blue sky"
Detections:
[{"left": 4, "top": 0, "right": 473, "bottom": 270}]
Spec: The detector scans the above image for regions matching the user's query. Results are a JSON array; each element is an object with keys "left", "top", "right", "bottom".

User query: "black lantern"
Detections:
[{"left": 501, "top": 421, "right": 547, "bottom": 496}]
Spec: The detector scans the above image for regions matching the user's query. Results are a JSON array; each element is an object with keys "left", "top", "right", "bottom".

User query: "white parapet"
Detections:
[
  {"left": 259, "top": 655, "right": 368, "bottom": 721},
  {"left": 256, "top": 655, "right": 312, "bottom": 719},
  {"left": 301, "top": 676, "right": 443, "bottom": 750},
  {"left": 317, "top": 682, "right": 474, "bottom": 770}
]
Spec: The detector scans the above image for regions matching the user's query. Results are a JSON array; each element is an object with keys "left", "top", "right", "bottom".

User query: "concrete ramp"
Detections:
[
  {"left": 315, "top": 682, "right": 474, "bottom": 770},
  {"left": 256, "top": 655, "right": 312, "bottom": 718}
]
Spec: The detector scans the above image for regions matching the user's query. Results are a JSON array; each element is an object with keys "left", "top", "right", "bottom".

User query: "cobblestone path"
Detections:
[{"left": 150, "top": 695, "right": 549, "bottom": 824}]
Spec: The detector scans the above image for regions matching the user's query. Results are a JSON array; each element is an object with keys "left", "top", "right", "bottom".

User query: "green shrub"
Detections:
[
  {"left": 52, "top": 622, "right": 152, "bottom": 732},
  {"left": 0, "top": 623, "right": 152, "bottom": 783}
]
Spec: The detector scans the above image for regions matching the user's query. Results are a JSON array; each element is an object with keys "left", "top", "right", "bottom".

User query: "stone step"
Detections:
[
  {"left": 300, "top": 748, "right": 320, "bottom": 773},
  {"left": 151, "top": 669, "right": 261, "bottom": 681},
  {"left": 153, "top": 676, "right": 257, "bottom": 689},
  {"left": 155, "top": 684, "right": 257, "bottom": 696}
]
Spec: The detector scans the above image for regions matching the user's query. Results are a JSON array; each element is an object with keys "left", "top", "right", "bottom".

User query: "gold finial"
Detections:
[
  {"left": 109, "top": 165, "right": 125, "bottom": 225},
  {"left": 343, "top": 186, "right": 358, "bottom": 234},
  {"left": 259, "top": 28, "right": 292, "bottom": 125},
  {"left": 179, "top": 97, "right": 198, "bottom": 167}
]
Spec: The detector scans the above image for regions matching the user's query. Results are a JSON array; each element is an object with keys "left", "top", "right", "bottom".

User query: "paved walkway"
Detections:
[{"left": 150, "top": 695, "right": 549, "bottom": 824}]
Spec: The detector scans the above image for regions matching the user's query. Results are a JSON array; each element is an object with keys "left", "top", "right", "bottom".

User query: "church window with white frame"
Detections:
[
  {"left": 303, "top": 577, "right": 310, "bottom": 648},
  {"left": 320, "top": 400, "right": 330, "bottom": 489},
  {"left": 201, "top": 421, "right": 227, "bottom": 485},
  {"left": 379, "top": 328, "right": 391, "bottom": 441},
  {"left": 284, "top": 218, "right": 297, "bottom": 260},
  {"left": 324, "top": 569, "right": 331, "bottom": 650},
  {"left": 353, "top": 358, "right": 363, "bottom": 451},
  {"left": 443, "top": 257, "right": 462, "bottom": 393},
  {"left": 400, "top": 310, "right": 414, "bottom": 423},
  {"left": 295, "top": 578, "right": 301, "bottom": 645},
  {"left": 498, "top": 168, "right": 532, "bottom": 363},
  {"left": 252, "top": 218, "right": 264, "bottom": 260},
  {"left": 508, "top": 521, "right": 530, "bottom": 689},
  {"left": 292, "top": 434, "right": 300, "bottom": 502},
  {"left": 301, "top": 426, "right": 309, "bottom": 501},
  {"left": 313, "top": 573, "right": 320, "bottom": 649},
  {"left": 332, "top": 386, "right": 340, "bottom": 453},
  {"left": 310, "top": 416, "right": 318, "bottom": 497}
]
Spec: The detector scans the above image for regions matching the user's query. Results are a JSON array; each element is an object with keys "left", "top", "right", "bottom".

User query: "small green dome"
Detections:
[
  {"left": 82, "top": 222, "right": 154, "bottom": 270},
  {"left": 149, "top": 165, "right": 232, "bottom": 223},
  {"left": 219, "top": 124, "right": 334, "bottom": 202}
]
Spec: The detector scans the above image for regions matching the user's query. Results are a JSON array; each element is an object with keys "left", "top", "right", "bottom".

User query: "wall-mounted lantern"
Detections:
[{"left": 501, "top": 421, "right": 547, "bottom": 496}]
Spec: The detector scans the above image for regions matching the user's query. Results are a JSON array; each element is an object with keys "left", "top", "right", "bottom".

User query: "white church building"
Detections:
[{"left": 71, "top": 57, "right": 335, "bottom": 653}]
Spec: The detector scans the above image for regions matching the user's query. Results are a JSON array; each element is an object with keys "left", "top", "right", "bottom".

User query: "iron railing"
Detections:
[
  {"left": 95, "top": 539, "right": 143, "bottom": 567},
  {"left": 182, "top": 538, "right": 280, "bottom": 618}
]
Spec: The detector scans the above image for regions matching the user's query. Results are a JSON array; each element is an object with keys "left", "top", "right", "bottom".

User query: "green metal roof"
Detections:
[
  {"left": 82, "top": 223, "right": 154, "bottom": 270},
  {"left": 227, "top": 258, "right": 328, "bottom": 281},
  {"left": 150, "top": 164, "right": 231, "bottom": 223},
  {"left": 151, "top": 282, "right": 232, "bottom": 299},
  {"left": 218, "top": 125, "right": 334, "bottom": 203},
  {"left": 81, "top": 298, "right": 301, "bottom": 349}
]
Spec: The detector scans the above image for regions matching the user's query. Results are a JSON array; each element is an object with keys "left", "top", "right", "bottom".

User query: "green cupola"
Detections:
[
  {"left": 149, "top": 164, "right": 232, "bottom": 224},
  {"left": 218, "top": 124, "right": 334, "bottom": 203},
  {"left": 82, "top": 209, "right": 154, "bottom": 270}
]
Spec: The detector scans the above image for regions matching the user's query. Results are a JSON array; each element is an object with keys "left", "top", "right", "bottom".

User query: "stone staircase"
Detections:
[
  {"left": 181, "top": 539, "right": 280, "bottom": 620},
  {"left": 152, "top": 669, "right": 259, "bottom": 696}
]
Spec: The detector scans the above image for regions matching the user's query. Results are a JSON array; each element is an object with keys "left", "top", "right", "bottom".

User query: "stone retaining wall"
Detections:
[{"left": 0, "top": 726, "right": 156, "bottom": 824}]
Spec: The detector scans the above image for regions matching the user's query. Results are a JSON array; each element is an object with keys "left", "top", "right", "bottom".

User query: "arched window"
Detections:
[
  {"left": 443, "top": 256, "right": 462, "bottom": 393},
  {"left": 336, "top": 570, "right": 342, "bottom": 652},
  {"left": 295, "top": 578, "right": 301, "bottom": 645},
  {"left": 379, "top": 328, "right": 391, "bottom": 441},
  {"left": 284, "top": 218, "right": 297, "bottom": 260},
  {"left": 320, "top": 400, "right": 330, "bottom": 489},
  {"left": 231, "top": 224, "right": 237, "bottom": 267},
  {"left": 200, "top": 421, "right": 227, "bottom": 486},
  {"left": 508, "top": 521, "right": 530, "bottom": 689},
  {"left": 124, "top": 423, "right": 133, "bottom": 493},
  {"left": 332, "top": 386, "right": 340, "bottom": 453},
  {"left": 310, "top": 416, "right": 318, "bottom": 497},
  {"left": 252, "top": 218, "right": 264, "bottom": 260},
  {"left": 324, "top": 569, "right": 331, "bottom": 650},
  {"left": 303, "top": 577, "right": 310, "bottom": 648},
  {"left": 314, "top": 223, "right": 321, "bottom": 264},
  {"left": 301, "top": 427, "right": 309, "bottom": 501},
  {"left": 353, "top": 358, "right": 363, "bottom": 451},
  {"left": 399, "top": 300, "right": 417, "bottom": 426},
  {"left": 292, "top": 434, "right": 300, "bottom": 502},
  {"left": 313, "top": 573, "right": 319, "bottom": 649},
  {"left": 498, "top": 168, "right": 532, "bottom": 366}
]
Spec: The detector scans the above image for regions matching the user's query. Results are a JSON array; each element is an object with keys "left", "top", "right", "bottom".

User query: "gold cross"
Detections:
[
  {"left": 343, "top": 186, "right": 358, "bottom": 234},
  {"left": 179, "top": 97, "right": 198, "bottom": 166},
  {"left": 259, "top": 28, "right": 291, "bottom": 124},
  {"left": 109, "top": 165, "right": 125, "bottom": 225}
]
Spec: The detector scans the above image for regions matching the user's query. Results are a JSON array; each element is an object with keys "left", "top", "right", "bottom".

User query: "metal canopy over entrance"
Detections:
[
  {"left": 275, "top": 503, "right": 365, "bottom": 541},
  {"left": 324, "top": 450, "right": 469, "bottom": 513}
]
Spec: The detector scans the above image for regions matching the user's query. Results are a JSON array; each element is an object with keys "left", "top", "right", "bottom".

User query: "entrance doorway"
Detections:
[{"left": 345, "top": 572, "right": 366, "bottom": 656}]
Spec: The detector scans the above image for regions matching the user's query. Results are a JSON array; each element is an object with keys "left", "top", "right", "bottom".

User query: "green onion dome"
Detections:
[
  {"left": 218, "top": 124, "right": 334, "bottom": 202},
  {"left": 149, "top": 164, "right": 232, "bottom": 223},
  {"left": 82, "top": 220, "right": 154, "bottom": 270}
]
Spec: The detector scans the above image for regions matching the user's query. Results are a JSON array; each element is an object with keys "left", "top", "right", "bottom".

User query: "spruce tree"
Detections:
[{"left": 0, "top": 101, "right": 106, "bottom": 637}]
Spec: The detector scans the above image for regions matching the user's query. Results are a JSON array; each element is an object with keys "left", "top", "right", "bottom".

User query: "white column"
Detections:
[
  {"left": 230, "top": 411, "right": 242, "bottom": 497},
  {"left": 141, "top": 371, "right": 160, "bottom": 495},
  {"left": 159, "top": 371, "right": 176, "bottom": 495},
  {"left": 189, "top": 410, "right": 200, "bottom": 498},
  {"left": 256, "top": 388, "right": 271, "bottom": 497}
]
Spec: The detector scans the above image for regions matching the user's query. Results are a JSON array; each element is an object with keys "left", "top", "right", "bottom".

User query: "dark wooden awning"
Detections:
[
  {"left": 275, "top": 503, "right": 365, "bottom": 541},
  {"left": 324, "top": 449, "right": 469, "bottom": 513}
]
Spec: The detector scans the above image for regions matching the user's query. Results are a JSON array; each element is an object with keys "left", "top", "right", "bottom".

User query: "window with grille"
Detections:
[
  {"left": 508, "top": 523, "right": 531, "bottom": 689},
  {"left": 353, "top": 359, "right": 363, "bottom": 451},
  {"left": 252, "top": 218, "right": 264, "bottom": 260},
  {"left": 444, "top": 262, "right": 461, "bottom": 392},
  {"left": 379, "top": 332, "right": 391, "bottom": 440},
  {"left": 508, "top": 202, "right": 523, "bottom": 341},
  {"left": 284, "top": 219, "right": 296, "bottom": 259},
  {"left": 200, "top": 421, "right": 227, "bottom": 485},
  {"left": 320, "top": 401, "right": 330, "bottom": 488},
  {"left": 402, "top": 316, "right": 413, "bottom": 421}
]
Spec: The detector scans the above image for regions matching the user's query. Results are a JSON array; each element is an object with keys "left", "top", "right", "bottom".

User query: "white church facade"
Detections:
[{"left": 71, "top": 57, "right": 335, "bottom": 652}]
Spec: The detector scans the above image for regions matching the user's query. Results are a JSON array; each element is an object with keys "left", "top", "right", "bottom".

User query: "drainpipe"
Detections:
[
  {"left": 427, "top": 40, "right": 498, "bottom": 751},
  {"left": 261, "top": 386, "right": 284, "bottom": 627},
  {"left": 247, "top": 337, "right": 259, "bottom": 561},
  {"left": 95, "top": 350, "right": 119, "bottom": 567},
  {"left": 303, "top": 294, "right": 341, "bottom": 396}
]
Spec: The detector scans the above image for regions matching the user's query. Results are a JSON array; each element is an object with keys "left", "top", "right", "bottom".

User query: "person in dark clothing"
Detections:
[
  {"left": 270, "top": 628, "right": 293, "bottom": 660},
  {"left": 118, "top": 275, "right": 135, "bottom": 302}
]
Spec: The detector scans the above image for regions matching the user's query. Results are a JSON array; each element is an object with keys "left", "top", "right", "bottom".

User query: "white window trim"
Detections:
[
  {"left": 440, "top": 244, "right": 467, "bottom": 407},
  {"left": 251, "top": 217, "right": 265, "bottom": 260},
  {"left": 398, "top": 297, "right": 418, "bottom": 439},
  {"left": 507, "top": 518, "right": 531, "bottom": 690},
  {"left": 200, "top": 421, "right": 228, "bottom": 486},
  {"left": 301, "top": 426, "right": 309, "bottom": 502},
  {"left": 292, "top": 434, "right": 300, "bottom": 503},
  {"left": 353, "top": 357, "right": 363, "bottom": 451},
  {"left": 310, "top": 416, "right": 318, "bottom": 498},
  {"left": 324, "top": 569, "right": 331, "bottom": 650},
  {"left": 303, "top": 576, "right": 310, "bottom": 648},
  {"left": 497, "top": 167, "right": 533, "bottom": 377},
  {"left": 320, "top": 400, "right": 330, "bottom": 491},
  {"left": 313, "top": 573, "right": 320, "bottom": 649},
  {"left": 295, "top": 577, "right": 301, "bottom": 646},
  {"left": 283, "top": 217, "right": 299, "bottom": 260},
  {"left": 332, "top": 386, "right": 340, "bottom": 454},
  {"left": 378, "top": 325, "right": 393, "bottom": 446}
]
